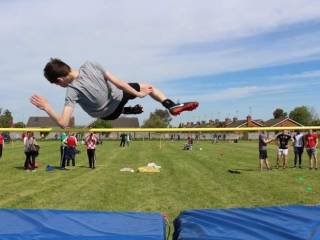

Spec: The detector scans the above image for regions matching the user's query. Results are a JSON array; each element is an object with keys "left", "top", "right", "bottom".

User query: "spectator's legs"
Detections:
[
  {"left": 87, "top": 149, "right": 92, "bottom": 168},
  {"left": 0, "top": 144, "right": 2, "bottom": 159},
  {"left": 298, "top": 148, "right": 303, "bottom": 167},
  {"left": 24, "top": 152, "right": 30, "bottom": 169},
  {"left": 294, "top": 148, "right": 298, "bottom": 167},
  {"left": 313, "top": 153, "right": 318, "bottom": 169},
  {"left": 30, "top": 152, "right": 36, "bottom": 170},
  {"left": 92, "top": 150, "right": 96, "bottom": 169},
  {"left": 265, "top": 159, "right": 271, "bottom": 170}
]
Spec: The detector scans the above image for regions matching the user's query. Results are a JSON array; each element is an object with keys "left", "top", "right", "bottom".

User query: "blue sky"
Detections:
[{"left": 0, "top": 0, "right": 320, "bottom": 126}]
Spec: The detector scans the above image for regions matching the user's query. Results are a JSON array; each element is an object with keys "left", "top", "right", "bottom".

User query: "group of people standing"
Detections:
[
  {"left": 259, "top": 129, "right": 318, "bottom": 171},
  {"left": 59, "top": 132, "right": 98, "bottom": 170},
  {"left": 119, "top": 133, "right": 131, "bottom": 147}
]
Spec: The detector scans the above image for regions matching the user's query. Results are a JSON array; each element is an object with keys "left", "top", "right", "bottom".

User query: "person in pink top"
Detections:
[
  {"left": 305, "top": 129, "right": 318, "bottom": 170},
  {"left": 85, "top": 133, "right": 98, "bottom": 169},
  {"left": 0, "top": 133, "right": 4, "bottom": 159}
]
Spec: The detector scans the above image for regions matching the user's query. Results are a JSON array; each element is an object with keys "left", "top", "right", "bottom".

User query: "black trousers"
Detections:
[
  {"left": 294, "top": 147, "right": 304, "bottom": 166},
  {"left": 87, "top": 149, "right": 96, "bottom": 169},
  {"left": 24, "top": 151, "right": 36, "bottom": 170},
  {"left": 62, "top": 147, "right": 76, "bottom": 168},
  {"left": 101, "top": 83, "right": 140, "bottom": 120},
  {"left": 60, "top": 145, "right": 66, "bottom": 167},
  {"left": 120, "top": 139, "right": 126, "bottom": 147},
  {"left": 0, "top": 144, "right": 2, "bottom": 159}
]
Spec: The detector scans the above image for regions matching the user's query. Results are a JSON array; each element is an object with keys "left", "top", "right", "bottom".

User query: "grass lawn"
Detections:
[{"left": 0, "top": 139, "right": 319, "bottom": 225}]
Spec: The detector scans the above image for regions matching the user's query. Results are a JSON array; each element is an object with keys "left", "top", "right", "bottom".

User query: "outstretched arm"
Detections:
[
  {"left": 104, "top": 71, "right": 153, "bottom": 98},
  {"left": 30, "top": 95, "right": 73, "bottom": 128}
]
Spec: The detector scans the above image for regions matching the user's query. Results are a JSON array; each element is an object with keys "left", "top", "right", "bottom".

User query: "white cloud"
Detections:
[
  {"left": 272, "top": 70, "right": 320, "bottom": 80},
  {"left": 176, "top": 84, "right": 293, "bottom": 102}
]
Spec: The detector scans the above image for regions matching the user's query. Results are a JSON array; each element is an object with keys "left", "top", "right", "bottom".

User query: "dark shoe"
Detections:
[
  {"left": 169, "top": 102, "right": 199, "bottom": 116},
  {"left": 123, "top": 105, "right": 143, "bottom": 114}
]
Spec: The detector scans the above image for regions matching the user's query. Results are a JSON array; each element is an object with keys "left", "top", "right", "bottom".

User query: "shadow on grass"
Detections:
[{"left": 231, "top": 168, "right": 256, "bottom": 172}]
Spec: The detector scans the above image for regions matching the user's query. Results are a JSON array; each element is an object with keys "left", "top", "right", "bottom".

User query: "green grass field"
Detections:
[{"left": 0, "top": 139, "right": 319, "bottom": 223}]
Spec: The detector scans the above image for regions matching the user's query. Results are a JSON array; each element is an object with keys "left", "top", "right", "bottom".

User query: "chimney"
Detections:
[
  {"left": 246, "top": 115, "right": 252, "bottom": 125},
  {"left": 225, "top": 118, "right": 232, "bottom": 125}
]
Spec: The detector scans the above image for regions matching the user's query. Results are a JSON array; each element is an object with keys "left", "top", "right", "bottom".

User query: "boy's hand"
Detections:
[
  {"left": 137, "top": 85, "right": 153, "bottom": 98},
  {"left": 30, "top": 95, "right": 49, "bottom": 111}
]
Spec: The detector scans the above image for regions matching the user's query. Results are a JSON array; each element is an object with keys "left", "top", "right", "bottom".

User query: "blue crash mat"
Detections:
[
  {"left": 0, "top": 209, "right": 165, "bottom": 240},
  {"left": 173, "top": 205, "right": 320, "bottom": 240}
]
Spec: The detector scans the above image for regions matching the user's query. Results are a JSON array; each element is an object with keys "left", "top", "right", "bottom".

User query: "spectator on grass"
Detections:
[
  {"left": 183, "top": 136, "right": 193, "bottom": 150},
  {"left": 0, "top": 133, "right": 3, "bottom": 159},
  {"left": 120, "top": 133, "right": 126, "bottom": 147},
  {"left": 85, "top": 133, "right": 97, "bottom": 169},
  {"left": 61, "top": 133, "right": 77, "bottom": 169},
  {"left": 259, "top": 131, "right": 273, "bottom": 171},
  {"left": 212, "top": 133, "right": 218, "bottom": 144},
  {"left": 24, "top": 132, "right": 39, "bottom": 172},
  {"left": 276, "top": 130, "right": 291, "bottom": 169},
  {"left": 305, "top": 129, "right": 318, "bottom": 170},
  {"left": 125, "top": 133, "right": 131, "bottom": 147},
  {"left": 60, "top": 132, "right": 68, "bottom": 168},
  {"left": 292, "top": 130, "right": 304, "bottom": 168}
]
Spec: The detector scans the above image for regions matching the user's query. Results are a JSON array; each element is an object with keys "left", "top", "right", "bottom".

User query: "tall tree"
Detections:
[
  {"left": 273, "top": 108, "right": 287, "bottom": 119},
  {"left": 142, "top": 109, "right": 172, "bottom": 128},
  {"left": 13, "top": 122, "right": 26, "bottom": 128},
  {"left": 0, "top": 109, "right": 13, "bottom": 127},
  {"left": 289, "top": 106, "right": 313, "bottom": 125}
]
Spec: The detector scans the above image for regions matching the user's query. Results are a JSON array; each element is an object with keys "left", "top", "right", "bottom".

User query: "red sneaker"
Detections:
[{"left": 169, "top": 102, "right": 199, "bottom": 116}]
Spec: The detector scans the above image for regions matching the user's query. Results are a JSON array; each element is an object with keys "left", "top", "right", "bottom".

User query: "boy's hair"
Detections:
[{"left": 44, "top": 58, "right": 71, "bottom": 83}]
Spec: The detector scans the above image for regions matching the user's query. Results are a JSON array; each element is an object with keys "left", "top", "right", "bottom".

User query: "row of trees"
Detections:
[
  {"left": 0, "top": 109, "right": 25, "bottom": 128},
  {"left": 273, "top": 106, "right": 320, "bottom": 126}
]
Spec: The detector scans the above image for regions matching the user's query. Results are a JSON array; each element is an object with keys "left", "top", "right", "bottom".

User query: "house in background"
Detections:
[
  {"left": 26, "top": 116, "right": 75, "bottom": 139},
  {"left": 264, "top": 117, "right": 304, "bottom": 138},
  {"left": 226, "top": 116, "right": 263, "bottom": 128},
  {"left": 224, "top": 115, "right": 304, "bottom": 140},
  {"left": 264, "top": 117, "right": 303, "bottom": 128},
  {"left": 108, "top": 117, "right": 140, "bottom": 139},
  {"left": 225, "top": 115, "right": 264, "bottom": 140}
]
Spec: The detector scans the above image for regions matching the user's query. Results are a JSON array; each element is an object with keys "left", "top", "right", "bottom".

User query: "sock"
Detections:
[
  {"left": 162, "top": 99, "right": 176, "bottom": 109},
  {"left": 123, "top": 105, "right": 143, "bottom": 114},
  {"left": 123, "top": 107, "right": 132, "bottom": 114}
]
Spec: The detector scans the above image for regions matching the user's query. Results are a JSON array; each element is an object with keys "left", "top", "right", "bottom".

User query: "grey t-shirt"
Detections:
[
  {"left": 259, "top": 133, "right": 267, "bottom": 151},
  {"left": 293, "top": 133, "right": 304, "bottom": 147},
  {"left": 65, "top": 61, "right": 123, "bottom": 118}
]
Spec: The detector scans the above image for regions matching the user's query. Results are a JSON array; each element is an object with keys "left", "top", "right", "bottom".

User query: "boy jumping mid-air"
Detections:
[{"left": 31, "top": 59, "right": 199, "bottom": 128}]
